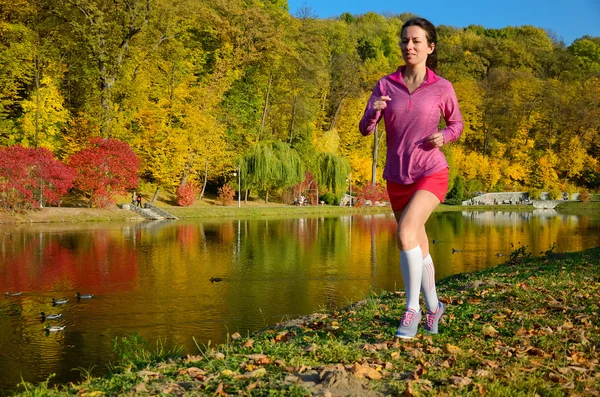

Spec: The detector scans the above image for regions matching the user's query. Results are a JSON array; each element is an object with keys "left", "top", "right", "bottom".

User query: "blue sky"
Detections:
[{"left": 286, "top": 0, "right": 600, "bottom": 45}]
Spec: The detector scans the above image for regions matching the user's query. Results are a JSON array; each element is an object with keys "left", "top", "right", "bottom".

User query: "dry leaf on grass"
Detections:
[
  {"left": 446, "top": 343, "right": 462, "bottom": 354},
  {"left": 350, "top": 363, "right": 382, "bottom": 380}
]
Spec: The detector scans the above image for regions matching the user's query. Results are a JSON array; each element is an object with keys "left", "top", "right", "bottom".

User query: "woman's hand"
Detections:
[
  {"left": 373, "top": 96, "right": 391, "bottom": 111},
  {"left": 426, "top": 132, "right": 445, "bottom": 148}
]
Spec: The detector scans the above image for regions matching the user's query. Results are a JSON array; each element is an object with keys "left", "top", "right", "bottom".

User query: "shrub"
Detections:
[
  {"left": 446, "top": 175, "right": 465, "bottom": 201},
  {"left": 548, "top": 187, "right": 562, "bottom": 200},
  {"left": 443, "top": 197, "right": 463, "bottom": 206},
  {"left": 579, "top": 189, "right": 590, "bottom": 203},
  {"left": 217, "top": 183, "right": 235, "bottom": 206},
  {"left": 176, "top": 183, "right": 198, "bottom": 206},
  {"left": 527, "top": 187, "right": 541, "bottom": 200},
  {"left": 319, "top": 192, "right": 339, "bottom": 205},
  {"left": 355, "top": 183, "right": 389, "bottom": 208}
]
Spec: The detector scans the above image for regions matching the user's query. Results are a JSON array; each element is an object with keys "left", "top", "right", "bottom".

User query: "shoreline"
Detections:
[
  {"left": 0, "top": 203, "right": 542, "bottom": 225},
  {"left": 11, "top": 246, "right": 600, "bottom": 396}
]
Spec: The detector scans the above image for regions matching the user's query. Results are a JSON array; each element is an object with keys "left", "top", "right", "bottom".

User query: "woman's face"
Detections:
[{"left": 401, "top": 25, "right": 435, "bottom": 67}]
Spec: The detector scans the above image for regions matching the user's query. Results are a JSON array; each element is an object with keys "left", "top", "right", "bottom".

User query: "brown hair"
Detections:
[{"left": 401, "top": 17, "right": 438, "bottom": 72}]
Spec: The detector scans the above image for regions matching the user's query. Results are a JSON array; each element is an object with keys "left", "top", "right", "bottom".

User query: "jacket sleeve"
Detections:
[
  {"left": 440, "top": 83, "right": 463, "bottom": 144},
  {"left": 359, "top": 81, "right": 384, "bottom": 136}
]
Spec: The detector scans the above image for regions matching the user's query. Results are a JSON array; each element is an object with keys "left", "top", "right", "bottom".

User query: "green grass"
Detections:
[{"left": 13, "top": 246, "right": 600, "bottom": 396}]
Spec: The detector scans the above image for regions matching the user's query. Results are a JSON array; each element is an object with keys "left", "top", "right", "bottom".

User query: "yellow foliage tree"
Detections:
[{"left": 19, "top": 75, "right": 69, "bottom": 150}]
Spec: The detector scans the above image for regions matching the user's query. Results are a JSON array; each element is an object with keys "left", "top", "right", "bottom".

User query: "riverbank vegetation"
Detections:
[
  {"left": 1, "top": 1, "right": 599, "bottom": 212},
  {"left": 13, "top": 246, "right": 600, "bottom": 396}
]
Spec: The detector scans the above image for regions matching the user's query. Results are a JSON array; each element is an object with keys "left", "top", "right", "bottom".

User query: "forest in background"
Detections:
[{"left": 1, "top": 0, "right": 599, "bottom": 205}]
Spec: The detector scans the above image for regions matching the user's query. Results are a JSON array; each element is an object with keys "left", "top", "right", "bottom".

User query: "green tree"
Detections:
[{"left": 243, "top": 140, "right": 304, "bottom": 202}]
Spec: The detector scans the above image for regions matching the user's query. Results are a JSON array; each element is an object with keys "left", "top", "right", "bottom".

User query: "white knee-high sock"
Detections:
[
  {"left": 400, "top": 245, "right": 423, "bottom": 312},
  {"left": 421, "top": 254, "right": 439, "bottom": 312}
]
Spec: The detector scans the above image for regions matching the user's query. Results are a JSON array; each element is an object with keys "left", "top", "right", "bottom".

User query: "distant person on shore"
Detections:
[
  {"left": 359, "top": 17, "right": 463, "bottom": 339},
  {"left": 132, "top": 192, "right": 136, "bottom": 206},
  {"left": 136, "top": 194, "right": 142, "bottom": 208}
]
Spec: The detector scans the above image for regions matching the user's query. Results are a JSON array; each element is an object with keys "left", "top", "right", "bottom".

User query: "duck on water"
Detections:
[{"left": 40, "top": 312, "right": 62, "bottom": 320}]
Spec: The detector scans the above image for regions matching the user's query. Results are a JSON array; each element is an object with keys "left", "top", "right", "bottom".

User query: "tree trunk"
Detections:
[
  {"left": 260, "top": 72, "right": 273, "bottom": 139},
  {"left": 34, "top": 54, "right": 40, "bottom": 149},
  {"left": 329, "top": 93, "right": 347, "bottom": 131},
  {"left": 151, "top": 187, "right": 160, "bottom": 203},
  {"left": 288, "top": 95, "right": 297, "bottom": 144},
  {"left": 200, "top": 157, "right": 208, "bottom": 200}
]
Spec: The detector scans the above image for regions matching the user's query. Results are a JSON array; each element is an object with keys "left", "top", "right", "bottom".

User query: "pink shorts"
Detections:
[{"left": 386, "top": 168, "right": 449, "bottom": 211}]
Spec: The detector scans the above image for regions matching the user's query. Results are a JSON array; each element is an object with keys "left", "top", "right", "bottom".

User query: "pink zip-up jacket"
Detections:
[{"left": 359, "top": 66, "right": 463, "bottom": 184}]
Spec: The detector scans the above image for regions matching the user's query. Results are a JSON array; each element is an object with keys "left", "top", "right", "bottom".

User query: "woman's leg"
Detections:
[{"left": 393, "top": 190, "right": 440, "bottom": 311}]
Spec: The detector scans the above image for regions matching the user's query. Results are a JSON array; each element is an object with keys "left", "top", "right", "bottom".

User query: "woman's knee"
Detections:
[{"left": 397, "top": 226, "right": 419, "bottom": 250}]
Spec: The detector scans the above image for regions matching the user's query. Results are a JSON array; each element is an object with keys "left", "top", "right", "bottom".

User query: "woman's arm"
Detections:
[
  {"left": 359, "top": 82, "right": 385, "bottom": 136},
  {"left": 439, "top": 84, "right": 463, "bottom": 144}
]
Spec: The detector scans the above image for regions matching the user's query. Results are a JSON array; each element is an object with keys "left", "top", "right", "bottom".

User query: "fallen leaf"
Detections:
[
  {"left": 246, "top": 382, "right": 258, "bottom": 392},
  {"left": 137, "top": 371, "right": 161, "bottom": 379},
  {"left": 180, "top": 367, "right": 205, "bottom": 379},
  {"left": 231, "top": 332, "right": 241, "bottom": 340},
  {"left": 241, "top": 367, "right": 267, "bottom": 378},
  {"left": 80, "top": 391, "right": 105, "bottom": 397},
  {"left": 412, "top": 365, "right": 427, "bottom": 380},
  {"left": 247, "top": 354, "right": 267, "bottom": 360},
  {"left": 450, "top": 376, "right": 473, "bottom": 386},
  {"left": 548, "top": 373, "right": 563, "bottom": 383},
  {"left": 403, "top": 381, "right": 416, "bottom": 397},
  {"left": 221, "top": 369, "right": 235, "bottom": 377},
  {"left": 482, "top": 324, "right": 499, "bottom": 337},
  {"left": 473, "top": 369, "right": 491, "bottom": 378},
  {"left": 256, "top": 357, "right": 272, "bottom": 365},
  {"left": 160, "top": 384, "right": 182, "bottom": 394},
  {"left": 562, "top": 321, "right": 574, "bottom": 330},
  {"left": 482, "top": 360, "right": 499, "bottom": 368},
  {"left": 476, "top": 383, "right": 487, "bottom": 396},
  {"left": 304, "top": 343, "right": 317, "bottom": 353},
  {"left": 215, "top": 382, "right": 226, "bottom": 396},
  {"left": 243, "top": 339, "right": 255, "bottom": 348},
  {"left": 184, "top": 354, "right": 203, "bottom": 363},
  {"left": 276, "top": 331, "right": 291, "bottom": 342},
  {"left": 446, "top": 344, "right": 462, "bottom": 354},
  {"left": 214, "top": 352, "right": 225, "bottom": 360},
  {"left": 351, "top": 363, "right": 382, "bottom": 380},
  {"left": 131, "top": 383, "right": 147, "bottom": 393}
]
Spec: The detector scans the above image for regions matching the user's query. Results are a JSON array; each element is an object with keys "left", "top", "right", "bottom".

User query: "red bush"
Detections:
[
  {"left": 0, "top": 146, "right": 75, "bottom": 211},
  {"left": 217, "top": 183, "right": 235, "bottom": 206},
  {"left": 176, "top": 183, "right": 197, "bottom": 206},
  {"left": 355, "top": 183, "right": 389, "bottom": 208},
  {"left": 68, "top": 138, "right": 139, "bottom": 208}
]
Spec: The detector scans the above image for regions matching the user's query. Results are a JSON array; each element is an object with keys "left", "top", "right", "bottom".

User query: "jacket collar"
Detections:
[{"left": 388, "top": 66, "right": 439, "bottom": 87}]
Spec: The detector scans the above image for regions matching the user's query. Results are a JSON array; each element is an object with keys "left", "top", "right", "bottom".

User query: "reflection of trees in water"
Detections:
[
  {"left": 0, "top": 228, "right": 138, "bottom": 293},
  {"left": 461, "top": 210, "right": 534, "bottom": 226}
]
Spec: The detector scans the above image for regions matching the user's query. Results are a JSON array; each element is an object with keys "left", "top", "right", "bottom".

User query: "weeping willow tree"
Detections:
[
  {"left": 314, "top": 153, "right": 350, "bottom": 197},
  {"left": 243, "top": 140, "right": 304, "bottom": 202}
]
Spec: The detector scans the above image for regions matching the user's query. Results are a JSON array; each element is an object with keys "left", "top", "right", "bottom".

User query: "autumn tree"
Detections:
[
  {"left": 0, "top": 145, "right": 75, "bottom": 210},
  {"left": 68, "top": 138, "right": 139, "bottom": 207}
]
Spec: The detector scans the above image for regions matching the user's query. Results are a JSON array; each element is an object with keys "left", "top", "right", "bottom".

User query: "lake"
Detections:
[{"left": 1, "top": 209, "right": 599, "bottom": 391}]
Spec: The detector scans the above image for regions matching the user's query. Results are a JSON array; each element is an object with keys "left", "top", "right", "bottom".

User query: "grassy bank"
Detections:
[
  {"left": 1, "top": 200, "right": 597, "bottom": 224},
  {"left": 15, "top": 246, "right": 600, "bottom": 396}
]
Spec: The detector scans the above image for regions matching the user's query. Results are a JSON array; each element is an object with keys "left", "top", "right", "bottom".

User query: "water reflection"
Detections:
[{"left": 0, "top": 211, "right": 599, "bottom": 391}]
